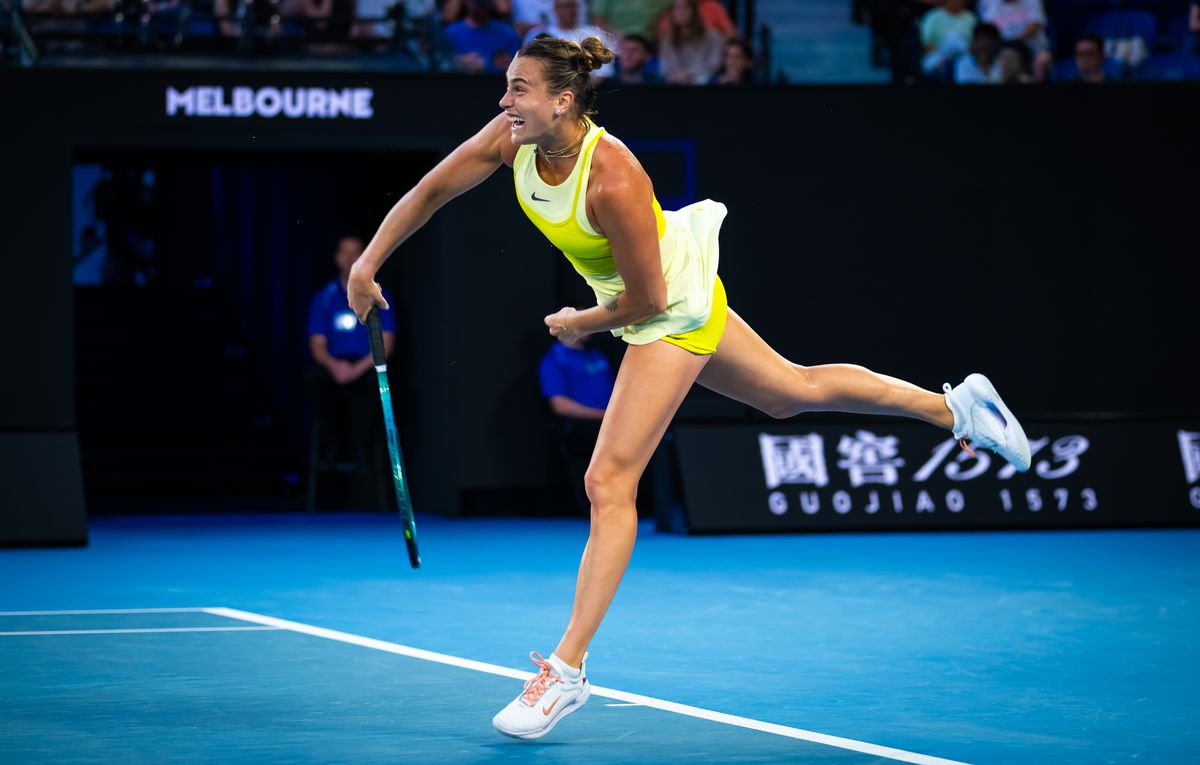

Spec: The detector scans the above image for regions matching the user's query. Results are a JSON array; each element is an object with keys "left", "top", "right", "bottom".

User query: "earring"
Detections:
[{"left": 554, "top": 108, "right": 562, "bottom": 116}]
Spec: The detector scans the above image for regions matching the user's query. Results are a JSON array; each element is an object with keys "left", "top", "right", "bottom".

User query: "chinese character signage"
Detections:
[{"left": 672, "top": 422, "right": 1200, "bottom": 533}]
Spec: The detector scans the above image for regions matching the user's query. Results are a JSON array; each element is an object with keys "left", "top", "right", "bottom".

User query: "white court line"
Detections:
[
  {"left": 206, "top": 607, "right": 971, "bottom": 765},
  {"left": 0, "top": 608, "right": 211, "bottom": 616},
  {"left": 0, "top": 626, "right": 280, "bottom": 637}
]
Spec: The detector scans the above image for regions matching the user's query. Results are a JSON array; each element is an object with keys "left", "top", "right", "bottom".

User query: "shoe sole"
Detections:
[
  {"left": 493, "top": 685, "right": 591, "bottom": 740},
  {"left": 965, "top": 373, "right": 1031, "bottom": 472}
]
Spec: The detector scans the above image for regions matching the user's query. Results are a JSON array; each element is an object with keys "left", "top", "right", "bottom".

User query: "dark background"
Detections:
[{"left": 1, "top": 70, "right": 1196, "bottom": 520}]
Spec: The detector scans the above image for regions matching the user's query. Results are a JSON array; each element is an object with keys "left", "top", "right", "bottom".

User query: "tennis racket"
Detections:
[{"left": 367, "top": 307, "right": 421, "bottom": 569}]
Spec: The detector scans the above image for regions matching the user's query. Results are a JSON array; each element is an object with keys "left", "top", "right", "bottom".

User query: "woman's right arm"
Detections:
[{"left": 348, "top": 113, "right": 513, "bottom": 320}]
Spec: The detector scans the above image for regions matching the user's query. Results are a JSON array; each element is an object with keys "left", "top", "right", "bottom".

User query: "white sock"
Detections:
[
  {"left": 943, "top": 384, "right": 965, "bottom": 435},
  {"left": 549, "top": 653, "right": 582, "bottom": 680}
]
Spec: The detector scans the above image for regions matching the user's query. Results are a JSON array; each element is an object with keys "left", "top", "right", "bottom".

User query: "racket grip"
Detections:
[{"left": 366, "top": 306, "right": 387, "bottom": 366}]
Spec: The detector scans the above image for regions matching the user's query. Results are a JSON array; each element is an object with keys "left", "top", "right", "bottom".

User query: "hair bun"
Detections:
[{"left": 579, "top": 36, "right": 615, "bottom": 72}]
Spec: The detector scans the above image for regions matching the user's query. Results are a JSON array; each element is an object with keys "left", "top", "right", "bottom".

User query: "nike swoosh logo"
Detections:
[
  {"left": 984, "top": 401, "right": 1008, "bottom": 429},
  {"left": 531, "top": 192, "right": 550, "bottom": 202},
  {"left": 542, "top": 697, "right": 560, "bottom": 716}
]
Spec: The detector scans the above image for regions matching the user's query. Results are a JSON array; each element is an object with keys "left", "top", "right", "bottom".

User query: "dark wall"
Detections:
[
  {"left": 2, "top": 100, "right": 74, "bottom": 430},
  {"left": 2, "top": 70, "right": 1196, "bottom": 515},
  {"left": 683, "top": 86, "right": 1197, "bottom": 416}
]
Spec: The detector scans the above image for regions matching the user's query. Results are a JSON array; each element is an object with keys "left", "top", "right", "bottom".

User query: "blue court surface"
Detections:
[{"left": 2, "top": 514, "right": 1197, "bottom": 764}]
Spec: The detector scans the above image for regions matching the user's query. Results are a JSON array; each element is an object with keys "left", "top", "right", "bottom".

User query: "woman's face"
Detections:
[
  {"left": 671, "top": 0, "right": 695, "bottom": 26},
  {"left": 723, "top": 43, "right": 750, "bottom": 76},
  {"left": 996, "top": 48, "right": 1022, "bottom": 82},
  {"left": 499, "top": 56, "right": 564, "bottom": 145}
]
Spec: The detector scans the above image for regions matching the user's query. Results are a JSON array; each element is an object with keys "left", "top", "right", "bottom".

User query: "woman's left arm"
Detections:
[{"left": 545, "top": 149, "right": 667, "bottom": 340}]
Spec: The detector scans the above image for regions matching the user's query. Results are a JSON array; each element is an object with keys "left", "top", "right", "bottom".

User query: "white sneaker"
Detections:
[
  {"left": 943, "top": 373, "right": 1032, "bottom": 472},
  {"left": 492, "top": 652, "right": 590, "bottom": 740}
]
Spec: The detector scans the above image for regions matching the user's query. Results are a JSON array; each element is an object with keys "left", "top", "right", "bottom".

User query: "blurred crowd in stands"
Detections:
[
  {"left": 436, "top": 0, "right": 755, "bottom": 84},
  {"left": 6, "top": 0, "right": 1198, "bottom": 82},
  {"left": 860, "top": 0, "right": 1200, "bottom": 82},
  {"left": 6, "top": 0, "right": 761, "bottom": 85}
]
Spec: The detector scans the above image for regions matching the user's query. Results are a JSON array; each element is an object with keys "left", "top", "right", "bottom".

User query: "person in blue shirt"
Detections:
[
  {"left": 539, "top": 335, "right": 615, "bottom": 513},
  {"left": 308, "top": 235, "right": 395, "bottom": 468},
  {"left": 442, "top": 0, "right": 523, "bottom": 73},
  {"left": 538, "top": 335, "right": 614, "bottom": 420}
]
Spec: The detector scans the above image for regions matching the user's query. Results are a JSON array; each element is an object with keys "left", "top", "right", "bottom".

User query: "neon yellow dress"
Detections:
[{"left": 513, "top": 118, "right": 728, "bottom": 355}]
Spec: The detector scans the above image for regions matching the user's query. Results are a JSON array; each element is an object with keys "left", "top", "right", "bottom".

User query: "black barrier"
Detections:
[
  {"left": 0, "top": 432, "right": 87, "bottom": 546},
  {"left": 673, "top": 422, "right": 1200, "bottom": 533}
]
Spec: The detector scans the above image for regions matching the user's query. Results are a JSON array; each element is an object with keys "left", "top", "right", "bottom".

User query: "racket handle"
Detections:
[{"left": 366, "top": 306, "right": 387, "bottom": 366}]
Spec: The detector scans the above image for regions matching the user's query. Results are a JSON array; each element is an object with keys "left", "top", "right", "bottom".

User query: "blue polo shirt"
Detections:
[
  {"left": 538, "top": 343, "right": 615, "bottom": 411},
  {"left": 307, "top": 279, "right": 395, "bottom": 361},
  {"left": 442, "top": 19, "right": 521, "bottom": 72}
]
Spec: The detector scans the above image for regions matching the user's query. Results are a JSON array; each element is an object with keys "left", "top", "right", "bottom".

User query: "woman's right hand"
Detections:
[{"left": 347, "top": 263, "right": 390, "bottom": 324}]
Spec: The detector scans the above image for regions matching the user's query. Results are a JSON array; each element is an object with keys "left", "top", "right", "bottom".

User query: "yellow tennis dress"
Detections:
[{"left": 513, "top": 118, "right": 728, "bottom": 355}]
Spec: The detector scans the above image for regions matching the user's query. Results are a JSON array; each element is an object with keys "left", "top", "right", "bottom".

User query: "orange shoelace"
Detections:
[
  {"left": 958, "top": 438, "right": 978, "bottom": 458},
  {"left": 521, "top": 652, "right": 560, "bottom": 705}
]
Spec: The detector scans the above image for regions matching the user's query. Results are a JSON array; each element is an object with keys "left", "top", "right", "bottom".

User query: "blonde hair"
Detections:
[{"left": 517, "top": 35, "right": 615, "bottom": 117}]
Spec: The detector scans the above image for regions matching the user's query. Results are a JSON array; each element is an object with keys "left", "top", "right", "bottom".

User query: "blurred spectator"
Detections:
[
  {"left": 442, "top": 0, "right": 521, "bottom": 73},
  {"left": 491, "top": 47, "right": 516, "bottom": 71},
  {"left": 862, "top": 0, "right": 940, "bottom": 79},
  {"left": 954, "top": 21, "right": 1001, "bottom": 83},
  {"left": 83, "top": 167, "right": 158, "bottom": 286},
  {"left": 308, "top": 235, "right": 395, "bottom": 467},
  {"left": 710, "top": 36, "right": 755, "bottom": 84},
  {"left": 1086, "top": 10, "right": 1158, "bottom": 70},
  {"left": 920, "top": 0, "right": 976, "bottom": 76},
  {"left": 353, "top": 0, "right": 403, "bottom": 40},
  {"left": 442, "top": 0, "right": 511, "bottom": 23},
  {"left": 539, "top": 336, "right": 613, "bottom": 421},
  {"left": 613, "top": 33, "right": 662, "bottom": 83},
  {"left": 249, "top": 0, "right": 356, "bottom": 51},
  {"left": 286, "top": 0, "right": 358, "bottom": 45},
  {"left": 212, "top": 0, "right": 240, "bottom": 38},
  {"left": 22, "top": 0, "right": 114, "bottom": 12},
  {"left": 978, "top": 0, "right": 1052, "bottom": 80},
  {"left": 1185, "top": 2, "right": 1199, "bottom": 57},
  {"left": 523, "top": 0, "right": 615, "bottom": 78},
  {"left": 1073, "top": 33, "right": 1108, "bottom": 83},
  {"left": 146, "top": 0, "right": 194, "bottom": 39},
  {"left": 212, "top": 0, "right": 289, "bottom": 41},
  {"left": 22, "top": 0, "right": 115, "bottom": 34},
  {"left": 591, "top": 0, "right": 670, "bottom": 40},
  {"left": 656, "top": 0, "right": 734, "bottom": 40},
  {"left": 658, "top": 0, "right": 724, "bottom": 85},
  {"left": 511, "top": 0, "right": 589, "bottom": 37},
  {"left": 995, "top": 40, "right": 1033, "bottom": 83}
]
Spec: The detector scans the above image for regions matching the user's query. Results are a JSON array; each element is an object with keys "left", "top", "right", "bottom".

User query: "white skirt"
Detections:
[{"left": 580, "top": 199, "right": 727, "bottom": 345}]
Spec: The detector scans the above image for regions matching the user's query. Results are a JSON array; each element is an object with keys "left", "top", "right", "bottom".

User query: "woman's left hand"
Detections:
[{"left": 544, "top": 306, "right": 588, "bottom": 345}]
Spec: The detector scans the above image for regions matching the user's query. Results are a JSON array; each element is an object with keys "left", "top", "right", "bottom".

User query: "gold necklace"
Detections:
[{"left": 537, "top": 120, "right": 588, "bottom": 160}]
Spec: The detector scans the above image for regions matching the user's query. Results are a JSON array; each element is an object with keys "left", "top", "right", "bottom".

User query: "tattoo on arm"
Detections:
[{"left": 604, "top": 294, "right": 620, "bottom": 313}]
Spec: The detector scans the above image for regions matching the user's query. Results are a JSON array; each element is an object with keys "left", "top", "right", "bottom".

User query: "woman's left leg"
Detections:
[
  {"left": 697, "top": 306, "right": 1033, "bottom": 472},
  {"left": 697, "top": 308, "right": 954, "bottom": 427}
]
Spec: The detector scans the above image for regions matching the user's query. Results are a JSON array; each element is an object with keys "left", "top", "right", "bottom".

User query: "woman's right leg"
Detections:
[
  {"left": 697, "top": 308, "right": 954, "bottom": 428},
  {"left": 552, "top": 339, "right": 711, "bottom": 668},
  {"left": 492, "top": 338, "right": 710, "bottom": 739}
]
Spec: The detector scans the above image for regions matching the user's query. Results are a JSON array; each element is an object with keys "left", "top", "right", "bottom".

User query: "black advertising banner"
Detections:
[{"left": 673, "top": 422, "right": 1200, "bottom": 533}]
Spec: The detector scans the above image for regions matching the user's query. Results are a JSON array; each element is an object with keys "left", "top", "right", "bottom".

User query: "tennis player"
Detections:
[{"left": 347, "top": 35, "right": 1032, "bottom": 740}]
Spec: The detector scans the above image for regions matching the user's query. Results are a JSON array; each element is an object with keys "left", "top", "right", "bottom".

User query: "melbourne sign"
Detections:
[{"left": 165, "top": 86, "right": 375, "bottom": 119}]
